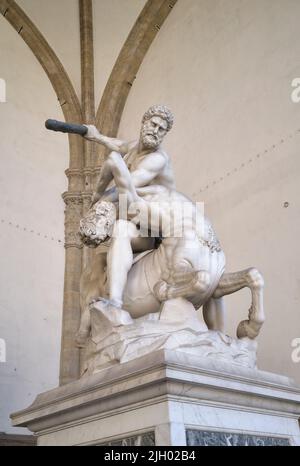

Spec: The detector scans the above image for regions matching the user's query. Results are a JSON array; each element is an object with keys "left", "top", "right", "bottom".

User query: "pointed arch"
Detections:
[
  {"left": 95, "top": 0, "right": 177, "bottom": 139},
  {"left": 0, "top": 0, "right": 82, "bottom": 122},
  {"left": 0, "top": 0, "right": 83, "bottom": 169}
]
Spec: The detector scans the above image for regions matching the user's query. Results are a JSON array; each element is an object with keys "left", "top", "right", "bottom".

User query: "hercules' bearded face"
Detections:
[{"left": 140, "top": 115, "right": 168, "bottom": 149}]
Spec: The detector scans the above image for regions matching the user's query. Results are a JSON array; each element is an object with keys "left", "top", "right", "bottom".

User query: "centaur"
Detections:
[
  {"left": 45, "top": 117, "right": 265, "bottom": 348},
  {"left": 77, "top": 153, "right": 265, "bottom": 345}
]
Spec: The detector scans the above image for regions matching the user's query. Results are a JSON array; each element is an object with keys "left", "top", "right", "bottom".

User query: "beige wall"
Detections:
[
  {"left": 17, "top": 0, "right": 146, "bottom": 107},
  {"left": 93, "top": 0, "right": 146, "bottom": 108},
  {"left": 0, "top": 15, "right": 67, "bottom": 433},
  {"left": 119, "top": 0, "right": 300, "bottom": 383},
  {"left": 18, "top": 0, "right": 81, "bottom": 99}
]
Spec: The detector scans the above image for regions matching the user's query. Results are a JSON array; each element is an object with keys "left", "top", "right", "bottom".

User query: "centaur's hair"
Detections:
[{"left": 79, "top": 201, "right": 116, "bottom": 247}]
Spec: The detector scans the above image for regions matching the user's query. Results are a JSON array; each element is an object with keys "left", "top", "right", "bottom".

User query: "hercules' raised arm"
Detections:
[{"left": 83, "top": 124, "right": 131, "bottom": 156}]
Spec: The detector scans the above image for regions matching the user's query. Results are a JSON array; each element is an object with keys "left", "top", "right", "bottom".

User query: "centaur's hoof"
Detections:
[{"left": 237, "top": 319, "right": 262, "bottom": 339}]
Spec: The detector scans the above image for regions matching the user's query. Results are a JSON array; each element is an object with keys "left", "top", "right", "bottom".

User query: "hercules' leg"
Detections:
[{"left": 107, "top": 219, "right": 140, "bottom": 307}]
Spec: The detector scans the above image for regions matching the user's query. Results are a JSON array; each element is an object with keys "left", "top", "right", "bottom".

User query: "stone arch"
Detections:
[
  {"left": 95, "top": 0, "right": 177, "bottom": 163},
  {"left": 0, "top": 0, "right": 83, "bottom": 169}
]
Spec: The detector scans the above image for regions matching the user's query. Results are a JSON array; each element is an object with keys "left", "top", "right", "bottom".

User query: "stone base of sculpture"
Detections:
[
  {"left": 11, "top": 350, "right": 300, "bottom": 446},
  {"left": 81, "top": 297, "right": 258, "bottom": 376}
]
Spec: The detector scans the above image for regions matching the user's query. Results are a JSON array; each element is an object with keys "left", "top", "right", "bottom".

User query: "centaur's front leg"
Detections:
[{"left": 212, "top": 268, "right": 265, "bottom": 339}]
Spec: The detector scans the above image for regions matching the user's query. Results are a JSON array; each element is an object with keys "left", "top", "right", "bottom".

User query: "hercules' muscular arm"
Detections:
[
  {"left": 84, "top": 124, "right": 133, "bottom": 156},
  {"left": 92, "top": 151, "right": 168, "bottom": 205}
]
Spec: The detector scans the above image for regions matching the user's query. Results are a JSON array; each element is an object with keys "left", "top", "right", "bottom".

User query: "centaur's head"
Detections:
[{"left": 79, "top": 201, "right": 116, "bottom": 247}]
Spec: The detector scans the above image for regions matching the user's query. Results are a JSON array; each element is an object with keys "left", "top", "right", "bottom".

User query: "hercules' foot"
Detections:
[{"left": 91, "top": 297, "right": 133, "bottom": 327}]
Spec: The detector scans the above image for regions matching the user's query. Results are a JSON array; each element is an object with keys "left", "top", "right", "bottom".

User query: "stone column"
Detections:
[
  {"left": 79, "top": 0, "right": 97, "bottom": 374},
  {"left": 60, "top": 185, "right": 84, "bottom": 385},
  {"left": 79, "top": 0, "right": 96, "bottom": 216}
]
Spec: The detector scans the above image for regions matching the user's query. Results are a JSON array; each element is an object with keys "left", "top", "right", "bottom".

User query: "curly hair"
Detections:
[{"left": 142, "top": 105, "right": 174, "bottom": 132}]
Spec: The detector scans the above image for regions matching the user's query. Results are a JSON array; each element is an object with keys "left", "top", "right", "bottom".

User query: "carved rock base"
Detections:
[
  {"left": 11, "top": 350, "right": 300, "bottom": 445},
  {"left": 81, "top": 297, "right": 257, "bottom": 376}
]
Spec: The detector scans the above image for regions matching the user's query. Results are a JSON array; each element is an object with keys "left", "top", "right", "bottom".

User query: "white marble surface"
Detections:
[
  {"left": 10, "top": 349, "right": 300, "bottom": 445},
  {"left": 81, "top": 299, "right": 258, "bottom": 375}
]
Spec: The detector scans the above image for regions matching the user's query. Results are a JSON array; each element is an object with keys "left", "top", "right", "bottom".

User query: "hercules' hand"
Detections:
[{"left": 83, "top": 124, "right": 101, "bottom": 142}]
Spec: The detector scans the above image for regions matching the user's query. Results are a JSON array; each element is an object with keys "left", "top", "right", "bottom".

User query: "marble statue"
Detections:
[
  {"left": 79, "top": 105, "right": 176, "bottom": 316},
  {"left": 46, "top": 106, "right": 265, "bottom": 375}
]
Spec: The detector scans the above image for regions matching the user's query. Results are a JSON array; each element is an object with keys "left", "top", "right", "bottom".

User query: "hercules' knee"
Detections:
[{"left": 112, "top": 219, "right": 136, "bottom": 238}]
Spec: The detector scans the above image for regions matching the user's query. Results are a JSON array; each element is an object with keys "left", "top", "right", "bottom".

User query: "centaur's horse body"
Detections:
[
  {"left": 44, "top": 119, "right": 265, "bottom": 347},
  {"left": 78, "top": 188, "right": 265, "bottom": 345},
  {"left": 122, "top": 218, "right": 226, "bottom": 318}
]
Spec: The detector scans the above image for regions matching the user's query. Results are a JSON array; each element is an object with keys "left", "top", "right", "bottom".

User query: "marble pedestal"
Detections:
[{"left": 11, "top": 350, "right": 300, "bottom": 446}]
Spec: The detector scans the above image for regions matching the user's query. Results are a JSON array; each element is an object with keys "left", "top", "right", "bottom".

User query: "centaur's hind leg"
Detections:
[
  {"left": 203, "top": 297, "right": 226, "bottom": 334},
  {"left": 212, "top": 267, "right": 265, "bottom": 339}
]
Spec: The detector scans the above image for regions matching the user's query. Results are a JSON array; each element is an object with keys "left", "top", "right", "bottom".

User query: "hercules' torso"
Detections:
[{"left": 123, "top": 145, "right": 175, "bottom": 190}]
